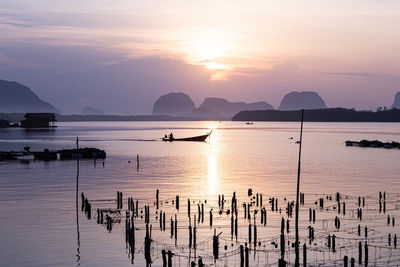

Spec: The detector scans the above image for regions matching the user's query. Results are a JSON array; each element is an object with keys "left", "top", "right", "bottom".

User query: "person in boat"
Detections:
[
  {"left": 169, "top": 133, "right": 174, "bottom": 140},
  {"left": 164, "top": 134, "right": 168, "bottom": 139}
]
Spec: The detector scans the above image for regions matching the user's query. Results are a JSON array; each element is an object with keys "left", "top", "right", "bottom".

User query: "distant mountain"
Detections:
[
  {"left": 392, "top": 92, "right": 400, "bottom": 109},
  {"left": 81, "top": 105, "right": 106, "bottom": 115},
  {"left": 0, "top": 79, "right": 58, "bottom": 113},
  {"left": 192, "top": 97, "right": 273, "bottom": 118},
  {"left": 152, "top": 92, "right": 195, "bottom": 116},
  {"left": 278, "top": 91, "right": 327, "bottom": 110}
]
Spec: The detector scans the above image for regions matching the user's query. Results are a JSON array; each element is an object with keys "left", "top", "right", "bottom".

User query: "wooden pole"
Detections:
[
  {"left": 295, "top": 109, "right": 304, "bottom": 267},
  {"left": 75, "top": 137, "right": 81, "bottom": 263}
]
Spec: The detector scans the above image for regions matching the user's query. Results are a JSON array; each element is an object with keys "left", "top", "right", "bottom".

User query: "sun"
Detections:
[
  {"left": 185, "top": 30, "right": 235, "bottom": 72},
  {"left": 203, "top": 61, "right": 230, "bottom": 70}
]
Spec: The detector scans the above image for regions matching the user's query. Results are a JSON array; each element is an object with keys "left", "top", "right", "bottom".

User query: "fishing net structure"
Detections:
[{"left": 81, "top": 190, "right": 400, "bottom": 266}]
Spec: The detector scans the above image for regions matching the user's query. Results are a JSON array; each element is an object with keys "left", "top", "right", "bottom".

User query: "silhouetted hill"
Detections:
[
  {"left": 191, "top": 97, "right": 273, "bottom": 118},
  {"left": 81, "top": 105, "right": 105, "bottom": 115},
  {"left": 56, "top": 114, "right": 208, "bottom": 121},
  {"left": 278, "top": 91, "right": 326, "bottom": 110},
  {"left": 233, "top": 108, "right": 400, "bottom": 122},
  {"left": 152, "top": 92, "right": 195, "bottom": 116},
  {"left": 0, "top": 113, "right": 220, "bottom": 122},
  {"left": 0, "top": 79, "right": 58, "bottom": 113},
  {"left": 190, "top": 107, "right": 220, "bottom": 118},
  {"left": 392, "top": 92, "right": 400, "bottom": 109}
]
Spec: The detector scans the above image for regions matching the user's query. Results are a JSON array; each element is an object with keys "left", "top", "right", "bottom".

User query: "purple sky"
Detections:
[{"left": 0, "top": 0, "right": 399, "bottom": 114}]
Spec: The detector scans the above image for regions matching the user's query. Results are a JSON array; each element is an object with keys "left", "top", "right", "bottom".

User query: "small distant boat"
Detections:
[
  {"left": 246, "top": 122, "right": 253, "bottom": 125},
  {"left": 162, "top": 131, "right": 212, "bottom": 142}
]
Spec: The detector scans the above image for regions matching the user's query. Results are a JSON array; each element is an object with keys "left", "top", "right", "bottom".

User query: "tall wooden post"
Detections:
[
  {"left": 295, "top": 109, "right": 304, "bottom": 267},
  {"left": 75, "top": 137, "right": 81, "bottom": 264}
]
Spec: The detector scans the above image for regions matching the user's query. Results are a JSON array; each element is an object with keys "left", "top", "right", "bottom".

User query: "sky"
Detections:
[{"left": 1, "top": 0, "right": 400, "bottom": 114}]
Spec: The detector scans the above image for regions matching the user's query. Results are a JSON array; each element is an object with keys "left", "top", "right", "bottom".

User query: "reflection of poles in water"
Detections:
[
  {"left": 295, "top": 110, "right": 304, "bottom": 267},
  {"left": 76, "top": 137, "right": 81, "bottom": 265}
]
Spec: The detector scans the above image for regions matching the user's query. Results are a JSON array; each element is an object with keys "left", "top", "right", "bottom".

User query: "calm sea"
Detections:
[{"left": 0, "top": 121, "right": 399, "bottom": 266}]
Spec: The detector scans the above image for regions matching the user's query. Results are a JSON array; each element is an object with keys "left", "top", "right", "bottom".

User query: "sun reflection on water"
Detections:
[
  {"left": 207, "top": 150, "right": 218, "bottom": 195},
  {"left": 204, "top": 124, "right": 220, "bottom": 195}
]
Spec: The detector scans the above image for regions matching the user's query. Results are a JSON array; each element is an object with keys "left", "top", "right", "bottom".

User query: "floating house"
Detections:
[{"left": 20, "top": 113, "right": 57, "bottom": 128}]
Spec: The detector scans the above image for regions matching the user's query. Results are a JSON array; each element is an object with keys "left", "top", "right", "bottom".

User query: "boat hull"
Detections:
[{"left": 162, "top": 133, "right": 210, "bottom": 142}]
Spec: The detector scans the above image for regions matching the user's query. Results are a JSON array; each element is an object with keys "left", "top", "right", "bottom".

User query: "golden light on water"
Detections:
[
  {"left": 206, "top": 126, "right": 219, "bottom": 194},
  {"left": 207, "top": 151, "right": 218, "bottom": 195}
]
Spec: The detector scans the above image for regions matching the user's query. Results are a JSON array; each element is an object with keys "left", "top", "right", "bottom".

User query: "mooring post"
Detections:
[
  {"left": 248, "top": 222, "right": 252, "bottom": 244},
  {"left": 280, "top": 233, "right": 285, "bottom": 259},
  {"left": 167, "top": 250, "right": 172, "bottom": 267},
  {"left": 156, "top": 189, "right": 159, "bottom": 209},
  {"left": 213, "top": 229, "right": 219, "bottom": 260},
  {"left": 163, "top": 212, "right": 166, "bottom": 231},
  {"left": 162, "top": 250, "right": 167, "bottom": 267},
  {"left": 256, "top": 193, "right": 259, "bottom": 207},
  {"left": 210, "top": 209, "right": 213, "bottom": 228},
  {"left": 278, "top": 258, "right": 286, "bottom": 267},
  {"left": 201, "top": 203, "right": 204, "bottom": 223},
  {"left": 240, "top": 245, "right": 244, "bottom": 267},
  {"left": 235, "top": 217, "right": 238, "bottom": 241},
  {"left": 231, "top": 215, "right": 234, "bottom": 240},
  {"left": 188, "top": 199, "right": 191, "bottom": 217},
  {"left": 245, "top": 245, "right": 249, "bottom": 267},
  {"left": 174, "top": 214, "right": 177, "bottom": 242},
  {"left": 189, "top": 219, "right": 192, "bottom": 248},
  {"left": 170, "top": 216, "right": 173, "bottom": 239},
  {"left": 312, "top": 209, "right": 316, "bottom": 223},
  {"left": 193, "top": 215, "right": 197, "bottom": 249}
]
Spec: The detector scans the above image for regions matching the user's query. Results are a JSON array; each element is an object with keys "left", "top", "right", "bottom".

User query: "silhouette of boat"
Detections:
[
  {"left": 162, "top": 131, "right": 212, "bottom": 142},
  {"left": 246, "top": 122, "right": 253, "bottom": 125}
]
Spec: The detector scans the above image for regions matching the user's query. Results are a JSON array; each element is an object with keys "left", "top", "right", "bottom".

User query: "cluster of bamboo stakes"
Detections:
[{"left": 80, "top": 189, "right": 400, "bottom": 266}]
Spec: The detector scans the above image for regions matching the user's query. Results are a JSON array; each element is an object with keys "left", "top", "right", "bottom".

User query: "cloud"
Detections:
[
  {"left": 320, "top": 72, "right": 375, "bottom": 77},
  {"left": 0, "top": 43, "right": 399, "bottom": 114},
  {"left": 0, "top": 53, "right": 38, "bottom": 69}
]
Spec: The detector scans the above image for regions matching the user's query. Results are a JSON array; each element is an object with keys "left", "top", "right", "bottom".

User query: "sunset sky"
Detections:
[{"left": 1, "top": 0, "right": 400, "bottom": 113}]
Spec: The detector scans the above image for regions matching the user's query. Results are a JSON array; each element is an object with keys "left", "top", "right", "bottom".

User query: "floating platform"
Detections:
[
  {"left": 345, "top": 140, "right": 400, "bottom": 149},
  {"left": 58, "top": 147, "right": 106, "bottom": 160},
  {"left": 0, "top": 147, "right": 106, "bottom": 161}
]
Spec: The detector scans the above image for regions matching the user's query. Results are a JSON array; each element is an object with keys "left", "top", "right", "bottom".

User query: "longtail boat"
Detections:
[{"left": 162, "top": 130, "right": 212, "bottom": 142}]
